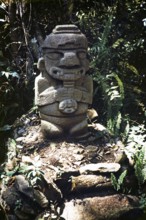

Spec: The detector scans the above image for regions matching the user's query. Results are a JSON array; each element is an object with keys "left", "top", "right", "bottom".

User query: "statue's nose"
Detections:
[{"left": 60, "top": 52, "right": 80, "bottom": 67}]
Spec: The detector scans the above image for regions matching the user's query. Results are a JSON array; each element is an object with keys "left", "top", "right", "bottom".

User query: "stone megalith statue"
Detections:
[{"left": 35, "top": 24, "right": 93, "bottom": 138}]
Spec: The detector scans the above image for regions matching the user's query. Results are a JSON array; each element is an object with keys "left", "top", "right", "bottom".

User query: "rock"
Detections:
[
  {"left": 35, "top": 211, "right": 50, "bottom": 220},
  {"left": 17, "top": 144, "right": 24, "bottom": 149},
  {"left": 2, "top": 182, "right": 21, "bottom": 209},
  {"left": 2, "top": 183, "right": 37, "bottom": 219},
  {"left": 23, "top": 118, "right": 30, "bottom": 125},
  {"left": 57, "top": 169, "right": 80, "bottom": 179},
  {"left": 73, "top": 148, "right": 84, "bottom": 154},
  {"left": 17, "top": 128, "right": 26, "bottom": 136},
  {"left": 74, "top": 154, "right": 84, "bottom": 161},
  {"left": 15, "top": 175, "right": 34, "bottom": 200},
  {"left": 21, "top": 155, "right": 34, "bottom": 164},
  {"left": 0, "top": 203, "right": 7, "bottom": 220},
  {"left": 79, "top": 162, "right": 121, "bottom": 174},
  {"left": 85, "top": 145, "right": 98, "bottom": 152},
  {"left": 94, "top": 123, "right": 107, "bottom": 131},
  {"left": 61, "top": 194, "right": 142, "bottom": 220},
  {"left": 43, "top": 173, "right": 63, "bottom": 203},
  {"left": 35, "top": 209, "right": 64, "bottom": 220},
  {"left": 71, "top": 175, "right": 111, "bottom": 192},
  {"left": 16, "top": 137, "right": 25, "bottom": 142},
  {"left": 18, "top": 203, "right": 36, "bottom": 215},
  {"left": 14, "top": 208, "right": 35, "bottom": 220},
  {"left": 25, "top": 132, "right": 38, "bottom": 143},
  {"left": 114, "top": 150, "right": 127, "bottom": 163},
  {"left": 87, "top": 108, "right": 98, "bottom": 122},
  {"left": 83, "top": 145, "right": 101, "bottom": 162},
  {"left": 2, "top": 176, "right": 42, "bottom": 219},
  {"left": 7, "top": 215, "right": 17, "bottom": 220},
  {"left": 33, "top": 189, "right": 49, "bottom": 208},
  {"left": 16, "top": 132, "right": 39, "bottom": 144}
]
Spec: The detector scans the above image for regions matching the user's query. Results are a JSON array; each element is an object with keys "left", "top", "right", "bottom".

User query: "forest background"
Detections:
[{"left": 0, "top": 0, "right": 146, "bottom": 146}]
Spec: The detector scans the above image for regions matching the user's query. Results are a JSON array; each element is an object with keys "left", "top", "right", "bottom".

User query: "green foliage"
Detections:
[
  {"left": 134, "top": 146, "right": 146, "bottom": 188},
  {"left": 76, "top": 0, "right": 146, "bottom": 136},
  {"left": 88, "top": 13, "right": 125, "bottom": 135},
  {"left": 124, "top": 124, "right": 146, "bottom": 161},
  {"left": 139, "top": 194, "right": 146, "bottom": 213},
  {"left": 124, "top": 123, "right": 146, "bottom": 192},
  {"left": 111, "top": 170, "right": 127, "bottom": 192},
  {"left": 0, "top": 138, "right": 44, "bottom": 187},
  {"left": 14, "top": 199, "right": 23, "bottom": 211},
  {"left": 0, "top": 124, "right": 12, "bottom": 131},
  {"left": 23, "top": 156, "right": 44, "bottom": 186},
  {"left": 26, "top": 168, "right": 44, "bottom": 187},
  {"left": 0, "top": 67, "right": 20, "bottom": 128}
]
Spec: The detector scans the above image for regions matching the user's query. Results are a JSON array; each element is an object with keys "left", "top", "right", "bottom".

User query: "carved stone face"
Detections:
[{"left": 42, "top": 26, "right": 89, "bottom": 81}]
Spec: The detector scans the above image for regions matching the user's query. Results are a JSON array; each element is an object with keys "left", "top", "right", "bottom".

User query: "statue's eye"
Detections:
[
  {"left": 78, "top": 51, "right": 86, "bottom": 59},
  {"left": 46, "top": 52, "right": 63, "bottom": 60}
]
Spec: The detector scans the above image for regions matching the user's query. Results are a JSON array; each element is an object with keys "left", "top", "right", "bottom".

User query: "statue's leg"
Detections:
[
  {"left": 69, "top": 119, "right": 89, "bottom": 138},
  {"left": 41, "top": 120, "right": 63, "bottom": 137}
]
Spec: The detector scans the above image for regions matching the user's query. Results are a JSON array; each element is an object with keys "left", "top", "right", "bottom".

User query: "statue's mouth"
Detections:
[{"left": 50, "top": 67, "right": 85, "bottom": 80}]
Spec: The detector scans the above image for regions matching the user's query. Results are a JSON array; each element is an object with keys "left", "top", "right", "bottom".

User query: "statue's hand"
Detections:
[
  {"left": 73, "top": 88, "right": 82, "bottom": 101},
  {"left": 38, "top": 89, "right": 57, "bottom": 105},
  {"left": 56, "top": 87, "right": 83, "bottom": 102},
  {"left": 56, "top": 88, "right": 69, "bottom": 101}
]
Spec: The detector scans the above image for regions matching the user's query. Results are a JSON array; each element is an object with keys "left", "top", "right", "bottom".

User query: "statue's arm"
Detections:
[
  {"left": 74, "top": 75, "right": 93, "bottom": 104},
  {"left": 81, "top": 75, "right": 93, "bottom": 104},
  {"left": 35, "top": 74, "right": 57, "bottom": 106}
]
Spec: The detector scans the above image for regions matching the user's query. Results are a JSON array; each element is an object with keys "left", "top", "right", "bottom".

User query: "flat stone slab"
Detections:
[
  {"left": 61, "top": 194, "right": 141, "bottom": 220},
  {"left": 71, "top": 175, "right": 111, "bottom": 192},
  {"left": 79, "top": 162, "right": 121, "bottom": 174}
]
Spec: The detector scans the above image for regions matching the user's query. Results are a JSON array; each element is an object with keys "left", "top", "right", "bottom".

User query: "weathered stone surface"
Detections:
[
  {"left": 0, "top": 203, "right": 7, "bottom": 220},
  {"left": 61, "top": 194, "right": 141, "bottom": 220},
  {"left": 15, "top": 175, "right": 34, "bottom": 199},
  {"left": 35, "top": 24, "right": 93, "bottom": 138},
  {"left": 2, "top": 177, "right": 40, "bottom": 219},
  {"left": 1, "top": 174, "right": 63, "bottom": 219},
  {"left": 71, "top": 175, "right": 111, "bottom": 192},
  {"left": 33, "top": 189, "right": 49, "bottom": 208},
  {"left": 79, "top": 162, "right": 121, "bottom": 174},
  {"left": 43, "top": 172, "right": 63, "bottom": 203}
]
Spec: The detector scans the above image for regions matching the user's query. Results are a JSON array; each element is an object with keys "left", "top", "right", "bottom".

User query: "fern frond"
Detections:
[
  {"left": 118, "top": 170, "right": 127, "bottom": 186},
  {"left": 110, "top": 72, "right": 125, "bottom": 100}
]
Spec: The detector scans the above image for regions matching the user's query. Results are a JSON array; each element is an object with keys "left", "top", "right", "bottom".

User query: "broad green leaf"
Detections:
[
  {"left": 118, "top": 170, "right": 127, "bottom": 186},
  {"left": 111, "top": 173, "right": 117, "bottom": 190}
]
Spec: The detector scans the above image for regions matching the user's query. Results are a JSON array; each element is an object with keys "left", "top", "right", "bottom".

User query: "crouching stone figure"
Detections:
[{"left": 35, "top": 24, "right": 93, "bottom": 138}]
